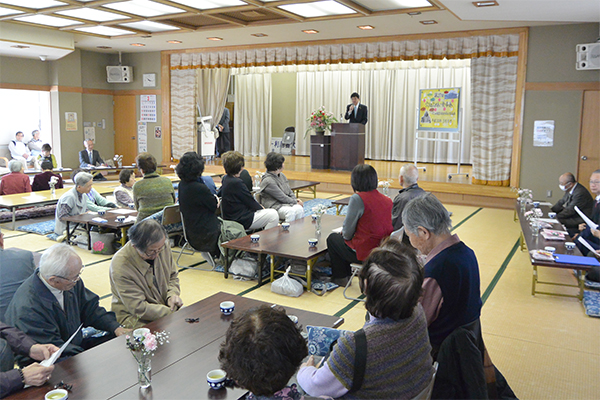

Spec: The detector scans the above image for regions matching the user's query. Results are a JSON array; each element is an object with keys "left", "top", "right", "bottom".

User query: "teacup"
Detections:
[
  {"left": 128, "top": 203, "right": 135, "bottom": 209},
  {"left": 533, "top": 201, "right": 540, "bottom": 208},
  {"left": 565, "top": 242, "right": 576, "bottom": 251},
  {"left": 220, "top": 301, "right": 235, "bottom": 315},
  {"left": 548, "top": 212, "right": 557, "bottom": 219},
  {"left": 98, "top": 210, "right": 106, "bottom": 216},
  {"left": 544, "top": 246, "right": 556, "bottom": 254},
  {"left": 308, "top": 238, "right": 318, "bottom": 247},
  {"left": 288, "top": 315, "right": 299, "bottom": 324},
  {"left": 45, "top": 389, "right": 68, "bottom": 400},
  {"left": 116, "top": 216, "right": 126, "bottom": 223},
  {"left": 133, "top": 328, "right": 150, "bottom": 339},
  {"left": 250, "top": 234, "right": 260, "bottom": 243},
  {"left": 207, "top": 369, "right": 227, "bottom": 390},
  {"left": 281, "top": 223, "right": 290, "bottom": 231}
]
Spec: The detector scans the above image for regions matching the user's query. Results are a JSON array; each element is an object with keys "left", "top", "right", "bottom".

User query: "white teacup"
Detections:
[
  {"left": 207, "top": 369, "right": 227, "bottom": 390},
  {"left": 45, "top": 389, "right": 68, "bottom": 400},
  {"left": 116, "top": 216, "right": 126, "bottom": 223},
  {"left": 281, "top": 223, "right": 290, "bottom": 231},
  {"left": 220, "top": 301, "right": 235, "bottom": 315},
  {"left": 565, "top": 242, "right": 576, "bottom": 251},
  {"left": 308, "top": 238, "right": 318, "bottom": 247},
  {"left": 250, "top": 234, "right": 260, "bottom": 243},
  {"left": 548, "top": 212, "right": 557, "bottom": 219}
]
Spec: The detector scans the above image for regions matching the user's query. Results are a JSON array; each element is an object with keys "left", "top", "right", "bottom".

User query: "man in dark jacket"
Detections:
[
  {"left": 551, "top": 172, "right": 594, "bottom": 236},
  {"left": 5, "top": 244, "right": 128, "bottom": 366},
  {"left": 391, "top": 164, "right": 426, "bottom": 231},
  {"left": 344, "top": 92, "right": 368, "bottom": 125}
]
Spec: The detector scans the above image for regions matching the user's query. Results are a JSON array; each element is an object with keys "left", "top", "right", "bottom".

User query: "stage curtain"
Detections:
[
  {"left": 294, "top": 59, "right": 472, "bottom": 163},
  {"left": 196, "top": 68, "right": 230, "bottom": 131},
  {"left": 233, "top": 73, "right": 272, "bottom": 156}
]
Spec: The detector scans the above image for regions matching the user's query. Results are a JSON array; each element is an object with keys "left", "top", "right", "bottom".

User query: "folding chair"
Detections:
[
  {"left": 175, "top": 212, "right": 215, "bottom": 271},
  {"left": 343, "top": 263, "right": 365, "bottom": 302}
]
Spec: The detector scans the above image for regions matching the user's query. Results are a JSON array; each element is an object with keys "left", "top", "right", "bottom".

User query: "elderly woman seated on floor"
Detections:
[
  {"left": 0, "top": 159, "right": 32, "bottom": 195},
  {"left": 297, "top": 238, "right": 435, "bottom": 399},
  {"left": 219, "top": 305, "right": 319, "bottom": 400},
  {"left": 54, "top": 172, "right": 94, "bottom": 237}
]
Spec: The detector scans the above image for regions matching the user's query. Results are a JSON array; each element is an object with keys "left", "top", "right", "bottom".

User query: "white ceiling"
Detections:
[{"left": 0, "top": 0, "right": 598, "bottom": 59}]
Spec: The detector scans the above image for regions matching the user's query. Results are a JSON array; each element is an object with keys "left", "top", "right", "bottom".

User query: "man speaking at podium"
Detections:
[{"left": 344, "top": 92, "right": 368, "bottom": 125}]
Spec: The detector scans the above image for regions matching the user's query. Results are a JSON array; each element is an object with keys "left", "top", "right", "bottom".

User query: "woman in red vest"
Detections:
[{"left": 327, "top": 164, "right": 393, "bottom": 286}]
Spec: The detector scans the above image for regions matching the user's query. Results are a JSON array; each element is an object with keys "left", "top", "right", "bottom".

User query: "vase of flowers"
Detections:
[
  {"left": 126, "top": 328, "right": 169, "bottom": 389},
  {"left": 305, "top": 107, "right": 338, "bottom": 138},
  {"left": 114, "top": 154, "right": 123, "bottom": 168},
  {"left": 378, "top": 179, "right": 393, "bottom": 197},
  {"left": 311, "top": 204, "right": 328, "bottom": 235},
  {"left": 49, "top": 176, "right": 59, "bottom": 195}
]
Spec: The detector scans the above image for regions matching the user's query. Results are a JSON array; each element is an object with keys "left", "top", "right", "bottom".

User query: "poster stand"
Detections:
[{"left": 413, "top": 87, "right": 468, "bottom": 180}]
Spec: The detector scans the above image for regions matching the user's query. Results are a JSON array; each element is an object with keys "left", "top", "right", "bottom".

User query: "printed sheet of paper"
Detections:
[
  {"left": 577, "top": 236, "right": 598, "bottom": 254},
  {"left": 575, "top": 206, "right": 598, "bottom": 230},
  {"left": 108, "top": 209, "right": 136, "bottom": 215},
  {"left": 41, "top": 324, "right": 83, "bottom": 367}
]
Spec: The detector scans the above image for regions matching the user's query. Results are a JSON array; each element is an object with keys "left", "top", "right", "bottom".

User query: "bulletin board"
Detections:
[{"left": 417, "top": 87, "right": 461, "bottom": 132}]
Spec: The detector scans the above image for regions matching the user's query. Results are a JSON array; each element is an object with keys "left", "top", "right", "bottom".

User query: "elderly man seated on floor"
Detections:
[
  {"left": 4, "top": 244, "right": 129, "bottom": 366},
  {"left": 110, "top": 219, "right": 182, "bottom": 329},
  {"left": 0, "top": 159, "right": 31, "bottom": 195}
]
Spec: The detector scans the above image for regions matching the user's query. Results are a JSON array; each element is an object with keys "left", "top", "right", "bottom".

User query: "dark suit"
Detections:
[
  {"left": 344, "top": 103, "right": 368, "bottom": 125},
  {"left": 551, "top": 183, "right": 594, "bottom": 231},
  {"left": 216, "top": 108, "right": 231, "bottom": 156},
  {"left": 78, "top": 149, "right": 104, "bottom": 168},
  {"left": 576, "top": 198, "right": 600, "bottom": 256},
  {"left": 391, "top": 184, "right": 426, "bottom": 230}
]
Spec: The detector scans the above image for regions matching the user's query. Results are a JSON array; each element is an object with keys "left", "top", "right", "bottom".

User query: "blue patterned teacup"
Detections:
[{"left": 207, "top": 369, "right": 226, "bottom": 390}]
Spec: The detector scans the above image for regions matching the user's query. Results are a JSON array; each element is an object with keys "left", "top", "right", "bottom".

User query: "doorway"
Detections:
[
  {"left": 113, "top": 95, "right": 137, "bottom": 165},
  {"left": 578, "top": 90, "right": 600, "bottom": 190}
]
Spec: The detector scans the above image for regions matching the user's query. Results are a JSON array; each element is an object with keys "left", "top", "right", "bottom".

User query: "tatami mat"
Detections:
[{"left": 1, "top": 191, "right": 598, "bottom": 399}]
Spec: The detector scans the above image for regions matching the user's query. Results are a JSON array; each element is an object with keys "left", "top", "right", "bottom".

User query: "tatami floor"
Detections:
[{"left": 1, "top": 189, "right": 598, "bottom": 400}]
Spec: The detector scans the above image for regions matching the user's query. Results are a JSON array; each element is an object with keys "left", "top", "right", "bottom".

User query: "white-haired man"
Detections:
[
  {"left": 5, "top": 244, "right": 128, "bottom": 366},
  {"left": 391, "top": 164, "right": 425, "bottom": 231}
]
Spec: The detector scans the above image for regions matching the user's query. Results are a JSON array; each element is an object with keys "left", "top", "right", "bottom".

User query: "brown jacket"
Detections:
[{"left": 109, "top": 242, "right": 180, "bottom": 329}]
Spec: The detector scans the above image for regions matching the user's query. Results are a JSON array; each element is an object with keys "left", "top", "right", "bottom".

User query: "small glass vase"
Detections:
[
  {"left": 383, "top": 186, "right": 389, "bottom": 197},
  {"left": 118, "top": 160, "right": 123, "bottom": 168},
  {"left": 315, "top": 215, "right": 322, "bottom": 236},
  {"left": 137, "top": 354, "right": 152, "bottom": 388},
  {"left": 51, "top": 187, "right": 56, "bottom": 195}
]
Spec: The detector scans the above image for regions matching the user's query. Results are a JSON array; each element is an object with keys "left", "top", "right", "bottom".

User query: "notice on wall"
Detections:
[
  {"left": 154, "top": 126, "right": 162, "bottom": 139},
  {"left": 84, "top": 127, "right": 95, "bottom": 142},
  {"left": 418, "top": 88, "right": 461, "bottom": 132},
  {"left": 533, "top": 120, "right": 554, "bottom": 147},
  {"left": 137, "top": 122, "right": 147, "bottom": 153},
  {"left": 140, "top": 95, "right": 157, "bottom": 122},
  {"left": 65, "top": 112, "right": 77, "bottom": 131}
]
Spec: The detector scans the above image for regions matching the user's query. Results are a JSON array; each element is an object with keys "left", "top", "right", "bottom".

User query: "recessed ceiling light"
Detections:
[
  {"left": 251, "top": 33, "right": 268, "bottom": 37},
  {"left": 167, "top": 40, "right": 182, "bottom": 44},
  {"left": 15, "top": 15, "right": 84, "bottom": 27},
  {"left": 407, "top": 11, "right": 421, "bottom": 16},
  {"left": 104, "top": 0, "right": 185, "bottom": 18},
  {"left": 120, "top": 21, "right": 180, "bottom": 32},
  {"left": 357, "top": 25, "right": 374, "bottom": 30},
  {"left": 75, "top": 26, "right": 135, "bottom": 36},
  {"left": 207, "top": 37, "right": 223, "bottom": 41},
  {"left": 10, "top": 45, "right": 30, "bottom": 49},
  {"left": 302, "top": 29, "right": 319, "bottom": 34},
  {"left": 130, "top": 43, "right": 146, "bottom": 47},
  {"left": 419, "top": 20, "right": 437, "bottom": 25},
  {"left": 0, "top": 7, "right": 24, "bottom": 17},
  {"left": 56, "top": 8, "right": 130, "bottom": 22},
  {"left": 96, "top": 45, "right": 112, "bottom": 49},
  {"left": 169, "top": 0, "right": 246, "bottom": 10},
  {"left": 279, "top": 1, "right": 356, "bottom": 18},
  {"left": 473, "top": 1, "right": 499, "bottom": 7},
  {"left": 1, "top": 0, "right": 65, "bottom": 9}
]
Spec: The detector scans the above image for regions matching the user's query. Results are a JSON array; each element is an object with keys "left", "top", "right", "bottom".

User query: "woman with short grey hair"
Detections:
[
  {"left": 0, "top": 159, "right": 31, "bottom": 195},
  {"left": 54, "top": 172, "right": 94, "bottom": 236},
  {"left": 110, "top": 219, "right": 182, "bottom": 329},
  {"left": 402, "top": 193, "right": 452, "bottom": 238}
]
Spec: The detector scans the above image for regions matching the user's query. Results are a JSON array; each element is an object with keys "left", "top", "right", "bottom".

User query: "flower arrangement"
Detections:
[
  {"left": 312, "top": 204, "right": 328, "bottom": 217},
  {"left": 378, "top": 179, "right": 393, "bottom": 197},
  {"left": 126, "top": 328, "right": 170, "bottom": 388},
  {"left": 92, "top": 241, "right": 105, "bottom": 254},
  {"left": 254, "top": 171, "right": 264, "bottom": 189},
  {"left": 305, "top": 107, "right": 338, "bottom": 138},
  {"left": 114, "top": 154, "right": 123, "bottom": 168},
  {"left": 49, "top": 176, "right": 59, "bottom": 195}
]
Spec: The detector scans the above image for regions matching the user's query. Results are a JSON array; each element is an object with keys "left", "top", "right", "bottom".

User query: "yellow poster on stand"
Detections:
[{"left": 418, "top": 88, "right": 461, "bottom": 132}]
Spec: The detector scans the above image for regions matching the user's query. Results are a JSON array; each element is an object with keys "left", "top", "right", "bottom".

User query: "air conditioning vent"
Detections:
[
  {"left": 106, "top": 66, "right": 133, "bottom": 83},
  {"left": 576, "top": 43, "right": 600, "bottom": 70}
]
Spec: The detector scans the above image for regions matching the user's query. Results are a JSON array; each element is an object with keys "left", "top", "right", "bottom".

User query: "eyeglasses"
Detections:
[
  {"left": 144, "top": 243, "right": 165, "bottom": 258},
  {"left": 590, "top": 180, "right": 600, "bottom": 185},
  {"left": 55, "top": 268, "right": 83, "bottom": 284}
]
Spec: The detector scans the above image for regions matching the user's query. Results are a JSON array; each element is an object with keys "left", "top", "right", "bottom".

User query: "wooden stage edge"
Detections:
[{"left": 203, "top": 156, "right": 516, "bottom": 210}]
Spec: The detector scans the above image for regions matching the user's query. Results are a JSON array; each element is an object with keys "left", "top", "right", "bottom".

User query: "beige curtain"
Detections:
[
  {"left": 170, "top": 68, "right": 196, "bottom": 160},
  {"left": 233, "top": 73, "right": 271, "bottom": 156},
  {"left": 196, "top": 68, "right": 230, "bottom": 129}
]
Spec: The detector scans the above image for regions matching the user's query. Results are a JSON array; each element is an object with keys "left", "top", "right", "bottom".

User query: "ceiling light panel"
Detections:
[
  {"left": 352, "top": 0, "right": 431, "bottom": 12},
  {"left": 75, "top": 26, "right": 135, "bottom": 36},
  {"left": 56, "top": 8, "right": 130, "bottom": 22},
  {"left": 279, "top": 1, "right": 356, "bottom": 18},
  {"left": 0, "top": 7, "right": 23, "bottom": 16},
  {"left": 15, "top": 15, "right": 83, "bottom": 27},
  {"left": 120, "top": 21, "right": 180, "bottom": 32},
  {"left": 103, "top": 0, "right": 185, "bottom": 17},
  {"left": 0, "top": 0, "right": 65, "bottom": 8},
  {"left": 168, "top": 0, "right": 247, "bottom": 10}
]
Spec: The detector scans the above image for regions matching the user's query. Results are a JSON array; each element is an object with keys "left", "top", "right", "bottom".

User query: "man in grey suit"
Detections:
[
  {"left": 216, "top": 107, "right": 231, "bottom": 157},
  {"left": 0, "top": 226, "right": 36, "bottom": 321},
  {"left": 78, "top": 139, "right": 107, "bottom": 181},
  {"left": 391, "top": 164, "right": 426, "bottom": 231},
  {"left": 551, "top": 172, "right": 594, "bottom": 236}
]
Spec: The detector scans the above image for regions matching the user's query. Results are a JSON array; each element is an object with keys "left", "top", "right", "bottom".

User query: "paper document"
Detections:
[
  {"left": 536, "top": 218, "right": 559, "bottom": 224},
  {"left": 332, "top": 227, "right": 343, "bottom": 234},
  {"left": 575, "top": 206, "right": 598, "bottom": 230},
  {"left": 108, "top": 209, "right": 136, "bottom": 215},
  {"left": 124, "top": 216, "right": 137, "bottom": 223},
  {"left": 27, "top": 324, "right": 83, "bottom": 376},
  {"left": 92, "top": 217, "right": 107, "bottom": 223},
  {"left": 577, "top": 236, "right": 598, "bottom": 254}
]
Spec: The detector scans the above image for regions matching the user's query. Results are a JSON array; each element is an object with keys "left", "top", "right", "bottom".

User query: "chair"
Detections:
[
  {"left": 161, "top": 204, "right": 182, "bottom": 240},
  {"left": 343, "top": 262, "right": 365, "bottom": 302},
  {"left": 412, "top": 362, "right": 439, "bottom": 400},
  {"left": 175, "top": 212, "right": 215, "bottom": 271}
]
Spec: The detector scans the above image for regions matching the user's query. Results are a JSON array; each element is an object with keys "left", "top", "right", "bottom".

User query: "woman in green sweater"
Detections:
[{"left": 132, "top": 152, "right": 175, "bottom": 222}]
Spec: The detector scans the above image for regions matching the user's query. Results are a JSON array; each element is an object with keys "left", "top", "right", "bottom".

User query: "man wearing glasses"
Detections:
[
  {"left": 109, "top": 219, "right": 182, "bottom": 329},
  {"left": 4, "top": 244, "right": 128, "bottom": 367}
]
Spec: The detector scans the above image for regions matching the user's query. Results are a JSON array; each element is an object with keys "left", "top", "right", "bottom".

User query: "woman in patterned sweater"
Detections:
[
  {"left": 132, "top": 152, "right": 175, "bottom": 222},
  {"left": 298, "top": 239, "right": 434, "bottom": 399}
]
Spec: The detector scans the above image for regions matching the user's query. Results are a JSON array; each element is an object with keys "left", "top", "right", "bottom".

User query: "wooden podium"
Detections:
[
  {"left": 310, "top": 134, "right": 331, "bottom": 169},
  {"left": 330, "top": 123, "right": 365, "bottom": 171}
]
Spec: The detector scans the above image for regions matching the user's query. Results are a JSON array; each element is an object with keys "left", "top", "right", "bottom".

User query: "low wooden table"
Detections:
[
  {"left": 222, "top": 215, "right": 344, "bottom": 290},
  {"left": 516, "top": 204, "right": 593, "bottom": 300},
  {"left": 63, "top": 209, "right": 138, "bottom": 250},
  {"left": 6, "top": 292, "right": 343, "bottom": 400},
  {"left": 22, "top": 167, "right": 73, "bottom": 176},
  {"left": 288, "top": 180, "right": 320, "bottom": 199},
  {"left": 332, "top": 188, "right": 400, "bottom": 214}
]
